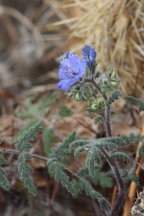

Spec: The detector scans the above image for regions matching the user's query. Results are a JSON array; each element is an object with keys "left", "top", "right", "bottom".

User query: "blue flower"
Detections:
[
  {"left": 56, "top": 52, "right": 86, "bottom": 91},
  {"left": 81, "top": 45, "right": 96, "bottom": 67}
]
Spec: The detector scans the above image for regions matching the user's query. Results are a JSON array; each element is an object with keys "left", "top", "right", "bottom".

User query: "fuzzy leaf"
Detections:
[
  {"left": 138, "top": 144, "right": 144, "bottom": 157},
  {"left": 16, "top": 92, "right": 57, "bottom": 119},
  {"left": 0, "top": 151, "right": 10, "bottom": 190},
  {"left": 48, "top": 161, "right": 82, "bottom": 197},
  {"left": 96, "top": 141, "right": 117, "bottom": 149},
  {"left": 69, "top": 139, "right": 90, "bottom": 149},
  {"left": 94, "top": 116, "right": 103, "bottom": 124},
  {"left": 125, "top": 96, "right": 144, "bottom": 112},
  {"left": 18, "top": 152, "right": 36, "bottom": 196},
  {"left": 110, "top": 152, "right": 130, "bottom": 163},
  {"left": 130, "top": 169, "right": 139, "bottom": 185},
  {"left": 43, "top": 127, "right": 57, "bottom": 157},
  {"left": 0, "top": 168, "right": 10, "bottom": 190},
  {"left": 107, "top": 90, "right": 122, "bottom": 106},
  {"left": 99, "top": 198, "right": 111, "bottom": 212},
  {"left": 80, "top": 178, "right": 102, "bottom": 199},
  {"left": 74, "top": 145, "right": 90, "bottom": 158},
  {"left": 16, "top": 120, "right": 42, "bottom": 151},
  {"left": 58, "top": 104, "right": 73, "bottom": 117},
  {"left": 86, "top": 146, "right": 96, "bottom": 176}
]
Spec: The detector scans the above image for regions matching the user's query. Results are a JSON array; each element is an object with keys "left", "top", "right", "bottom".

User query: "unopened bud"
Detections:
[
  {"left": 97, "top": 98, "right": 104, "bottom": 105},
  {"left": 75, "top": 92, "right": 82, "bottom": 101},
  {"left": 110, "top": 81, "right": 117, "bottom": 88},
  {"left": 91, "top": 103, "right": 98, "bottom": 111}
]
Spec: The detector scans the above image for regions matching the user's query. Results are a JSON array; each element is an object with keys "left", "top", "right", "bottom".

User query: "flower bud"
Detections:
[
  {"left": 110, "top": 81, "right": 117, "bottom": 88},
  {"left": 75, "top": 92, "right": 82, "bottom": 101},
  {"left": 109, "top": 69, "right": 117, "bottom": 79},
  {"left": 97, "top": 98, "right": 104, "bottom": 105},
  {"left": 91, "top": 103, "right": 98, "bottom": 111}
]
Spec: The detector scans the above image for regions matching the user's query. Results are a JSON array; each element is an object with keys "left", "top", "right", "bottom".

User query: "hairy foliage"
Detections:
[
  {"left": 16, "top": 93, "right": 57, "bottom": 119},
  {"left": 110, "top": 152, "right": 130, "bottom": 163},
  {"left": 16, "top": 120, "right": 42, "bottom": 151},
  {"left": 48, "top": 160, "right": 81, "bottom": 198},
  {"left": 43, "top": 127, "right": 57, "bottom": 157},
  {"left": 125, "top": 96, "right": 144, "bottom": 112},
  {"left": 106, "top": 90, "right": 122, "bottom": 106},
  {"left": 94, "top": 116, "right": 103, "bottom": 124},
  {"left": 0, "top": 149, "right": 10, "bottom": 190},
  {"left": 18, "top": 152, "right": 36, "bottom": 195},
  {"left": 58, "top": 104, "right": 73, "bottom": 117},
  {"left": 1, "top": 64, "right": 144, "bottom": 216},
  {"left": 16, "top": 120, "right": 42, "bottom": 195},
  {"left": 130, "top": 169, "right": 140, "bottom": 185}
]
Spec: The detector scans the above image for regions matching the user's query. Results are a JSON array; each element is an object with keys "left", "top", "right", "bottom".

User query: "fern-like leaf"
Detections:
[
  {"left": 96, "top": 141, "right": 117, "bottom": 149},
  {"left": 74, "top": 145, "right": 90, "bottom": 158},
  {"left": 18, "top": 152, "right": 36, "bottom": 195},
  {"left": 99, "top": 198, "right": 111, "bottom": 212},
  {"left": 69, "top": 139, "right": 91, "bottom": 149},
  {"left": 16, "top": 120, "right": 42, "bottom": 151},
  {"left": 0, "top": 150, "right": 10, "bottom": 190},
  {"left": 94, "top": 116, "right": 103, "bottom": 124},
  {"left": 80, "top": 178, "right": 102, "bottom": 199},
  {"left": 86, "top": 145, "right": 96, "bottom": 176},
  {"left": 125, "top": 96, "right": 144, "bottom": 112},
  {"left": 106, "top": 90, "right": 122, "bottom": 106},
  {"left": 48, "top": 161, "right": 82, "bottom": 197},
  {"left": 110, "top": 152, "right": 130, "bottom": 163},
  {"left": 130, "top": 169, "right": 139, "bottom": 185}
]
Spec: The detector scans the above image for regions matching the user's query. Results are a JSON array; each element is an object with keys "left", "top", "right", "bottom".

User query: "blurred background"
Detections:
[{"left": 0, "top": 0, "right": 143, "bottom": 216}]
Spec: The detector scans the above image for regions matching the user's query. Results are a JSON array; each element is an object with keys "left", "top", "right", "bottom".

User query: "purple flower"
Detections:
[
  {"left": 82, "top": 45, "right": 96, "bottom": 67},
  {"left": 56, "top": 52, "right": 86, "bottom": 91}
]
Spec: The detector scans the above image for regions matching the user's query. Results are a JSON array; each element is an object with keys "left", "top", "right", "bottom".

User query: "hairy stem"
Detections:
[
  {"left": 85, "top": 78, "right": 112, "bottom": 136},
  {"left": 86, "top": 78, "right": 126, "bottom": 216},
  {"left": 101, "top": 148, "right": 125, "bottom": 191}
]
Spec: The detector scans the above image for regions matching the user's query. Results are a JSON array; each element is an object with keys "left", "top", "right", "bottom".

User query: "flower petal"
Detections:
[
  {"left": 56, "top": 76, "right": 81, "bottom": 91},
  {"left": 78, "top": 61, "right": 86, "bottom": 77}
]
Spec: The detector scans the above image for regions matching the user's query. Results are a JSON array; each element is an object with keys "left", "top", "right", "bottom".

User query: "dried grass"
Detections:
[{"left": 51, "top": 0, "right": 144, "bottom": 96}]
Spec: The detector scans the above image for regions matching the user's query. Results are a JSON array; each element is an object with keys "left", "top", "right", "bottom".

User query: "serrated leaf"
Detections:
[
  {"left": 0, "top": 151, "right": 10, "bottom": 190},
  {"left": 125, "top": 96, "right": 144, "bottom": 112},
  {"left": 97, "top": 141, "right": 117, "bottom": 149},
  {"left": 18, "top": 152, "right": 36, "bottom": 196},
  {"left": 0, "top": 167, "right": 10, "bottom": 190},
  {"left": 48, "top": 161, "right": 82, "bottom": 197},
  {"left": 58, "top": 104, "right": 73, "bottom": 117},
  {"left": 80, "top": 178, "right": 102, "bottom": 199},
  {"left": 69, "top": 139, "right": 90, "bottom": 149},
  {"left": 16, "top": 92, "right": 57, "bottom": 119},
  {"left": 130, "top": 169, "right": 139, "bottom": 185},
  {"left": 16, "top": 120, "right": 42, "bottom": 151},
  {"left": 94, "top": 116, "right": 103, "bottom": 124},
  {"left": 110, "top": 152, "right": 130, "bottom": 163},
  {"left": 0, "top": 150, "right": 6, "bottom": 165},
  {"left": 86, "top": 146, "right": 95, "bottom": 176},
  {"left": 99, "top": 198, "right": 111, "bottom": 212},
  {"left": 43, "top": 127, "right": 57, "bottom": 157},
  {"left": 107, "top": 90, "right": 122, "bottom": 105},
  {"left": 74, "top": 145, "right": 90, "bottom": 158},
  {"left": 138, "top": 144, "right": 144, "bottom": 157}
]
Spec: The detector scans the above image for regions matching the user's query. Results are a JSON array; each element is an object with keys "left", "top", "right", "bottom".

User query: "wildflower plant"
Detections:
[{"left": 0, "top": 46, "right": 144, "bottom": 216}]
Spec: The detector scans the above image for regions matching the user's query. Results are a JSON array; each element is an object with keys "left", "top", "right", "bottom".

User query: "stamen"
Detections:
[
  {"left": 64, "top": 70, "right": 67, "bottom": 72},
  {"left": 69, "top": 69, "right": 72, "bottom": 72},
  {"left": 68, "top": 65, "right": 71, "bottom": 68}
]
